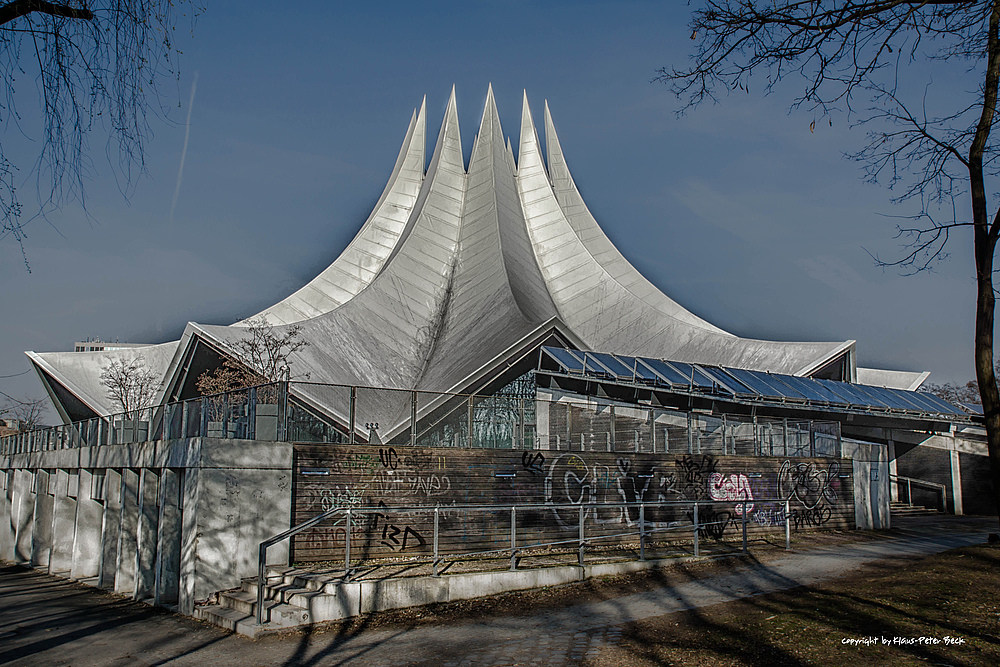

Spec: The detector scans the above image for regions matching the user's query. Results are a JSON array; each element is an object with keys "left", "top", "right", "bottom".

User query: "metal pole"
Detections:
[
  {"left": 433, "top": 506, "right": 440, "bottom": 577},
  {"left": 467, "top": 396, "right": 474, "bottom": 448},
  {"left": 510, "top": 506, "right": 517, "bottom": 570},
  {"left": 610, "top": 405, "right": 616, "bottom": 451},
  {"left": 410, "top": 391, "right": 417, "bottom": 447},
  {"left": 693, "top": 502, "right": 699, "bottom": 557},
  {"left": 785, "top": 499, "right": 791, "bottom": 550},
  {"left": 742, "top": 501, "right": 748, "bottom": 554},
  {"left": 349, "top": 386, "right": 356, "bottom": 444},
  {"left": 578, "top": 505, "right": 585, "bottom": 566},
  {"left": 639, "top": 503, "right": 646, "bottom": 561},
  {"left": 344, "top": 508, "right": 352, "bottom": 582},
  {"left": 907, "top": 478, "right": 912, "bottom": 505},
  {"left": 256, "top": 543, "right": 267, "bottom": 626}
]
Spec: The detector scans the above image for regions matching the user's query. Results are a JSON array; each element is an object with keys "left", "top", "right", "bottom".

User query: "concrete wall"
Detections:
[
  {"left": 292, "top": 445, "right": 857, "bottom": 562},
  {"left": 0, "top": 438, "right": 293, "bottom": 616},
  {"left": 842, "top": 439, "right": 890, "bottom": 530}
]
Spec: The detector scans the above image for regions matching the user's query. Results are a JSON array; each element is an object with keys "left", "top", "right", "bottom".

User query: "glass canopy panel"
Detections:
[
  {"left": 774, "top": 374, "right": 847, "bottom": 404},
  {"left": 960, "top": 402, "right": 984, "bottom": 415},
  {"left": 543, "top": 347, "right": 586, "bottom": 374},
  {"left": 588, "top": 352, "right": 635, "bottom": 381},
  {"left": 662, "top": 360, "right": 718, "bottom": 390},
  {"left": 638, "top": 358, "right": 689, "bottom": 386},
  {"left": 630, "top": 357, "right": 662, "bottom": 384},
  {"left": 699, "top": 367, "right": 757, "bottom": 395},
  {"left": 842, "top": 383, "right": 895, "bottom": 409},
  {"left": 732, "top": 369, "right": 808, "bottom": 401},
  {"left": 745, "top": 371, "right": 808, "bottom": 401},
  {"left": 579, "top": 352, "right": 615, "bottom": 378},
  {"left": 865, "top": 385, "right": 928, "bottom": 412},
  {"left": 722, "top": 367, "right": 784, "bottom": 398},
  {"left": 905, "top": 390, "right": 964, "bottom": 415},
  {"left": 814, "top": 379, "right": 873, "bottom": 406},
  {"left": 893, "top": 389, "right": 945, "bottom": 413}
]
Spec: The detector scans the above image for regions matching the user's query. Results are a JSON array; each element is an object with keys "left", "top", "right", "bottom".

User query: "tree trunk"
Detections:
[{"left": 971, "top": 1, "right": 1000, "bottom": 534}]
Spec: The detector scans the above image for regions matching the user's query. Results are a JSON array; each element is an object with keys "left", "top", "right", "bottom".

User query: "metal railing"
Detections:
[
  {"left": 254, "top": 498, "right": 793, "bottom": 626},
  {"left": 890, "top": 474, "right": 948, "bottom": 511},
  {"left": 1, "top": 378, "right": 842, "bottom": 459}
]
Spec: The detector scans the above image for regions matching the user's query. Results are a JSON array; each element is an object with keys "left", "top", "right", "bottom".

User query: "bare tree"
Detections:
[
  {"left": 196, "top": 317, "right": 309, "bottom": 396},
  {"left": 100, "top": 354, "right": 159, "bottom": 417},
  {"left": 658, "top": 1, "right": 1000, "bottom": 530},
  {"left": 0, "top": 1, "right": 201, "bottom": 269},
  {"left": 0, "top": 393, "right": 47, "bottom": 429}
]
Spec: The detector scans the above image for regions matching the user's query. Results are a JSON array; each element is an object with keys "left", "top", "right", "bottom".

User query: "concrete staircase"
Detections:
[
  {"left": 195, "top": 567, "right": 349, "bottom": 638},
  {"left": 195, "top": 554, "right": 699, "bottom": 637},
  {"left": 890, "top": 501, "right": 945, "bottom": 518}
]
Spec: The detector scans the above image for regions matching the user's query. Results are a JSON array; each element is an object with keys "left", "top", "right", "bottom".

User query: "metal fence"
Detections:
[
  {"left": 1, "top": 380, "right": 841, "bottom": 458},
  {"left": 256, "top": 498, "right": 794, "bottom": 625}
]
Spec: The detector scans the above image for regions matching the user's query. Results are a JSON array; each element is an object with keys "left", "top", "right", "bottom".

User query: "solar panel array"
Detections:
[{"left": 539, "top": 347, "right": 965, "bottom": 418}]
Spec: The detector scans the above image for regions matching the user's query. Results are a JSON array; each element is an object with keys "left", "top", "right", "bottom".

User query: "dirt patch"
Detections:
[{"left": 600, "top": 544, "right": 1000, "bottom": 667}]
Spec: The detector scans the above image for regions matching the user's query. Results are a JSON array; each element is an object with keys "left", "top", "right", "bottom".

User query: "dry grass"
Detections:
[{"left": 599, "top": 544, "right": 1000, "bottom": 667}]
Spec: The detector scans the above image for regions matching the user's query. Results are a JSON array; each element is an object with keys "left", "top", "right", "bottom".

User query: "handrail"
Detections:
[
  {"left": 254, "top": 497, "right": 794, "bottom": 626},
  {"left": 256, "top": 505, "right": 348, "bottom": 625},
  {"left": 889, "top": 474, "right": 947, "bottom": 511}
]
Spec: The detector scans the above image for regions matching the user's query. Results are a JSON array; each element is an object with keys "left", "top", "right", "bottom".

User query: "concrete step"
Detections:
[
  {"left": 890, "top": 503, "right": 945, "bottom": 517},
  {"left": 219, "top": 589, "right": 273, "bottom": 616},
  {"left": 195, "top": 600, "right": 312, "bottom": 638}
]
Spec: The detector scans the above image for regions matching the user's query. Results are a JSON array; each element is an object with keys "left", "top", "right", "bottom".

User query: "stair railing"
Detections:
[
  {"left": 255, "top": 497, "right": 797, "bottom": 626},
  {"left": 256, "top": 506, "right": 348, "bottom": 625},
  {"left": 889, "top": 474, "right": 947, "bottom": 511}
]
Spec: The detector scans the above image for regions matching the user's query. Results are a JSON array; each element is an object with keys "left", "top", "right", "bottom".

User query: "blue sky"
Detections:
[{"left": 0, "top": 1, "right": 978, "bottom": 419}]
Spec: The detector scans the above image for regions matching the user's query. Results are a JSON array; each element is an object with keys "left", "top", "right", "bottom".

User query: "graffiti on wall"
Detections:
[{"left": 294, "top": 446, "right": 852, "bottom": 560}]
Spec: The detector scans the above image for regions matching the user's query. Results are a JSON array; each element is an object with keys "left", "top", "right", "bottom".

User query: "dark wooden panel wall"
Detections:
[{"left": 291, "top": 445, "right": 855, "bottom": 563}]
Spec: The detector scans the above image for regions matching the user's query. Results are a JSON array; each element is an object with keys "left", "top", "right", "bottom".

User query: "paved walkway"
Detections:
[{"left": 0, "top": 516, "right": 993, "bottom": 666}]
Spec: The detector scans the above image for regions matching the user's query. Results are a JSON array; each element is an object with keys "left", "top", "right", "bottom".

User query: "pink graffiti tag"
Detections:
[{"left": 708, "top": 472, "right": 754, "bottom": 515}]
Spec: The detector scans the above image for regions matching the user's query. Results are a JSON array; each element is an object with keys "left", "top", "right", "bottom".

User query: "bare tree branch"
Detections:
[
  {"left": 660, "top": 0, "right": 1000, "bottom": 531},
  {"left": 0, "top": 1, "right": 201, "bottom": 270}
]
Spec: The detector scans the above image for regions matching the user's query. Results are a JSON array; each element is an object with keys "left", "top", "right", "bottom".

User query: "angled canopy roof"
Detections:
[{"left": 31, "top": 86, "right": 912, "bottom": 426}]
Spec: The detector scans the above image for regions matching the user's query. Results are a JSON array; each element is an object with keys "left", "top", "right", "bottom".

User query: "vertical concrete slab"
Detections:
[
  {"left": 853, "top": 459, "right": 873, "bottom": 530},
  {"left": 887, "top": 435, "right": 898, "bottom": 502},
  {"left": 155, "top": 469, "right": 183, "bottom": 606},
  {"left": 31, "top": 470, "right": 53, "bottom": 569},
  {"left": 191, "top": 467, "right": 291, "bottom": 606},
  {"left": 71, "top": 470, "right": 104, "bottom": 580},
  {"left": 13, "top": 469, "right": 35, "bottom": 564},
  {"left": 179, "top": 466, "right": 200, "bottom": 616},
  {"left": 98, "top": 469, "right": 123, "bottom": 589},
  {"left": 49, "top": 469, "right": 79, "bottom": 575},
  {"left": 115, "top": 468, "right": 140, "bottom": 595},
  {"left": 535, "top": 398, "right": 550, "bottom": 449},
  {"left": 950, "top": 449, "right": 963, "bottom": 516},
  {"left": 135, "top": 468, "right": 160, "bottom": 600},
  {"left": 1, "top": 470, "right": 13, "bottom": 561}
]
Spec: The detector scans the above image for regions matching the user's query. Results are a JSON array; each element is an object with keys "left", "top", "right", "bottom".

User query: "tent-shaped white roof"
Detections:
[{"left": 31, "top": 87, "right": 888, "bottom": 427}]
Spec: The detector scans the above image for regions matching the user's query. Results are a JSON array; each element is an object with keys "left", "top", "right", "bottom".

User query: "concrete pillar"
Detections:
[
  {"left": 950, "top": 449, "right": 963, "bottom": 515},
  {"left": 13, "top": 469, "right": 35, "bottom": 564},
  {"left": 98, "top": 469, "right": 122, "bottom": 589},
  {"left": 71, "top": 470, "right": 104, "bottom": 580},
  {"left": 155, "top": 469, "right": 183, "bottom": 606},
  {"left": 179, "top": 466, "right": 200, "bottom": 616},
  {"left": 49, "top": 469, "right": 79, "bottom": 575},
  {"left": 887, "top": 434, "right": 898, "bottom": 502},
  {"left": 135, "top": 468, "right": 160, "bottom": 600},
  {"left": 1, "top": 470, "right": 13, "bottom": 561},
  {"left": 853, "top": 459, "right": 873, "bottom": 530},
  {"left": 534, "top": 398, "right": 550, "bottom": 450},
  {"left": 115, "top": 468, "right": 140, "bottom": 595},
  {"left": 31, "top": 470, "right": 54, "bottom": 569}
]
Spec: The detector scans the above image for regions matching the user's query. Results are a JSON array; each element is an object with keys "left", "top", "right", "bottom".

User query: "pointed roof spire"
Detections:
[{"left": 518, "top": 91, "right": 547, "bottom": 181}]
